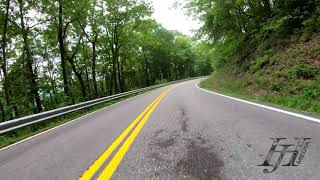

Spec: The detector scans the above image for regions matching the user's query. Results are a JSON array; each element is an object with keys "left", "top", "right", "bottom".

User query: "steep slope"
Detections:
[{"left": 202, "top": 34, "right": 320, "bottom": 114}]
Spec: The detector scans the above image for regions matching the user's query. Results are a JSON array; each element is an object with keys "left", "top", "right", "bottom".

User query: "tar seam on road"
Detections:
[
  {"left": 79, "top": 87, "right": 175, "bottom": 180},
  {"left": 196, "top": 81, "right": 320, "bottom": 123}
]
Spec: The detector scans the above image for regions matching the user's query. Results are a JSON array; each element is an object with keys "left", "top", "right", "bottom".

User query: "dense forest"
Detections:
[
  {"left": 188, "top": 0, "right": 320, "bottom": 114},
  {"left": 0, "top": 0, "right": 212, "bottom": 122}
]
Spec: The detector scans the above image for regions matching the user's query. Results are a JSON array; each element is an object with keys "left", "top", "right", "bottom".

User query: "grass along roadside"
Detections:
[
  {"left": 200, "top": 74, "right": 320, "bottom": 117},
  {"left": 0, "top": 93, "right": 142, "bottom": 149}
]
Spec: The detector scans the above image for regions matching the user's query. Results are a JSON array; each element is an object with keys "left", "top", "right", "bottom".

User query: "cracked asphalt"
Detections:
[{"left": 0, "top": 79, "right": 320, "bottom": 180}]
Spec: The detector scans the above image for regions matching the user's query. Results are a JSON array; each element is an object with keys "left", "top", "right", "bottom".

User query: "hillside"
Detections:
[
  {"left": 202, "top": 34, "right": 320, "bottom": 114},
  {"left": 187, "top": 0, "right": 320, "bottom": 114}
]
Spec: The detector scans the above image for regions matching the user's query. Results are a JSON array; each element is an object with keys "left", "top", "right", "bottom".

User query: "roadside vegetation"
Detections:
[
  {"left": 0, "top": 0, "right": 212, "bottom": 123},
  {"left": 187, "top": 0, "right": 320, "bottom": 115}
]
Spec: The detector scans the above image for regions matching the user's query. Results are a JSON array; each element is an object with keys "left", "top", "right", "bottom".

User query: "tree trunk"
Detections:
[
  {"left": 92, "top": 37, "right": 98, "bottom": 97},
  {"left": 104, "top": 74, "right": 110, "bottom": 95},
  {"left": 68, "top": 57, "right": 86, "bottom": 98},
  {"left": 1, "top": 0, "right": 10, "bottom": 106},
  {"left": 143, "top": 53, "right": 149, "bottom": 86},
  {"left": 111, "top": 68, "right": 116, "bottom": 94},
  {"left": 174, "top": 63, "right": 178, "bottom": 80},
  {"left": 43, "top": 73, "right": 55, "bottom": 109},
  {"left": 58, "top": 0, "right": 70, "bottom": 99},
  {"left": 111, "top": 49, "right": 119, "bottom": 93},
  {"left": 18, "top": 0, "right": 42, "bottom": 113},
  {"left": 120, "top": 57, "right": 125, "bottom": 91},
  {"left": 85, "top": 67, "right": 92, "bottom": 98},
  {"left": 106, "top": 55, "right": 114, "bottom": 95},
  {"left": 115, "top": 49, "right": 123, "bottom": 92},
  {"left": 0, "top": 101, "right": 4, "bottom": 122},
  {"left": 77, "top": 73, "right": 87, "bottom": 98}
]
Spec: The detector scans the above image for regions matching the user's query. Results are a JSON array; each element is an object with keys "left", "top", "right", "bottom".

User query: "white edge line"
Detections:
[
  {"left": 0, "top": 88, "right": 161, "bottom": 152},
  {"left": 196, "top": 80, "right": 320, "bottom": 124}
]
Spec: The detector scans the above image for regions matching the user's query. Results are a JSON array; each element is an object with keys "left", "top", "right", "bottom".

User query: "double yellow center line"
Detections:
[{"left": 79, "top": 87, "right": 175, "bottom": 180}]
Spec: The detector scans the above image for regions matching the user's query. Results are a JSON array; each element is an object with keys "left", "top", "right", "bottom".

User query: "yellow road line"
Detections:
[
  {"left": 97, "top": 88, "right": 174, "bottom": 180},
  {"left": 79, "top": 94, "right": 163, "bottom": 180},
  {"left": 79, "top": 88, "right": 172, "bottom": 180}
]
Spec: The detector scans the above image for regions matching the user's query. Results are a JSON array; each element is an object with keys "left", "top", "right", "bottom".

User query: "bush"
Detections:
[
  {"left": 269, "top": 79, "right": 285, "bottom": 92},
  {"left": 300, "top": 84, "right": 320, "bottom": 100},
  {"left": 249, "top": 55, "right": 270, "bottom": 72},
  {"left": 154, "top": 79, "right": 168, "bottom": 85},
  {"left": 286, "top": 64, "right": 319, "bottom": 79}
]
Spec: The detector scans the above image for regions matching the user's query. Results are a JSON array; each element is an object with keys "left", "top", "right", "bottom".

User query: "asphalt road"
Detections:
[{"left": 0, "top": 79, "right": 320, "bottom": 180}]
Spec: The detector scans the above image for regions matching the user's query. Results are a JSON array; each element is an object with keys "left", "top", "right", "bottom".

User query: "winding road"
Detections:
[{"left": 0, "top": 79, "right": 319, "bottom": 180}]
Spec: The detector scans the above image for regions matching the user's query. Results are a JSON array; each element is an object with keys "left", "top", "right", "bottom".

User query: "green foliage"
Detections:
[
  {"left": 187, "top": 0, "right": 320, "bottom": 115},
  {"left": 0, "top": 0, "right": 212, "bottom": 123},
  {"left": 262, "top": 15, "right": 294, "bottom": 36},
  {"left": 249, "top": 55, "right": 270, "bottom": 72},
  {"left": 187, "top": 0, "right": 320, "bottom": 68},
  {"left": 269, "top": 79, "right": 285, "bottom": 92},
  {"left": 154, "top": 79, "right": 168, "bottom": 85},
  {"left": 300, "top": 84, "right": 320, "bottom": 100},
  {"left": 286, "top": 64, "right": 319, "bottom": 80},
  {"left": 201, "top": 73, "right": 320, "bottom": 115},
  {"left": 186, "top": 0, "right": 320, "bottom": 113}
]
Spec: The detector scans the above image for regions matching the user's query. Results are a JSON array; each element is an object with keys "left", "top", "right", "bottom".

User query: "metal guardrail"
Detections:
[{"left": 0, "top": 77, "right": 200, "bottom": 135}]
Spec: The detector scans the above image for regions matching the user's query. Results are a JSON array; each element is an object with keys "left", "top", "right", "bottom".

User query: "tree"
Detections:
[
  {"left": 18, "top": 0, "right": 42, "bottom": 113},
  {"left": 54, "top": 0, "right": 86, "bottom": 102},
  {"left": 101, "top": 0, "right": 151, "bottom": 92},
  {"left": 0, "top": 0, "right": 18, "bottom": 118},
  {"left": 79, "top": 0, "right": 101, "bottom": 97},
  {"left": 0, "top": 0, "right": 211, "bottom": 122}
]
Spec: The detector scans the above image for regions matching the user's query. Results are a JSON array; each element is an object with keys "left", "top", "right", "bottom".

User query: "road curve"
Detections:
[{"left": 0, "top": 79, "right": 320, "bottom": 180}]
